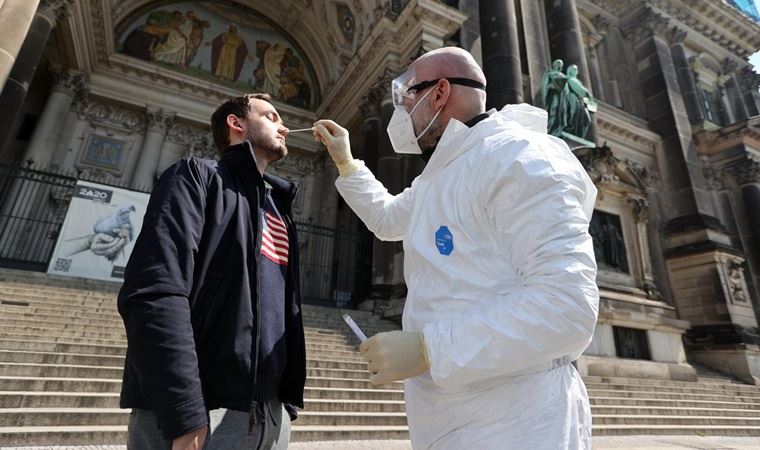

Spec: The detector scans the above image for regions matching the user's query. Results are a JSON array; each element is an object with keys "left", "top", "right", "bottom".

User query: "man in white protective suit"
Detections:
[{"left": 312, "top": 47, "right": 599, "bottom": 449}]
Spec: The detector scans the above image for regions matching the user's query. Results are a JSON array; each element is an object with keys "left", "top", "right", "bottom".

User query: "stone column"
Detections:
[
  {"left": 629, "top": 197, "right": 661, "bottom": 299},
  {"left": 544, "top": 0, "right": 592, "bottom": 89},
  {"left": 671, "top": 43, "right": 704, "bottom": 126},
  {"left": 479, "top": 0, "right": 523, "bottom": 107},
  {"left": 625, "top": 11, "right": 715, "bottom": 221},
  {"left": 724, "top": 74, "right": 749, "bottom": 122},
  {"left": 0, "top": 0, "right": 72, "bottom": 151},
  {"left": 544, "top": 0, "right": 595, "bottom": 141},
  {"left": 23, "top": 68, "right": 87, "bottom": 167},
  {"left": 354, "top": 73, "right": 408, "bottom": 316},
  {"left": 518, "top": 0, "right": 551, "bottom": 104},
  {"left": 0, "top": 0, "right": 40, "bottom": 88},
  {"left": 131, "top": 107, "right": 175, "bottom": 190}
]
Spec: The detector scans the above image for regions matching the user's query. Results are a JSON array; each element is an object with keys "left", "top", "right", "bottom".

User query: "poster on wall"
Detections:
[{"left": 47, "top": 181, "right": 150, "bottom": 282}]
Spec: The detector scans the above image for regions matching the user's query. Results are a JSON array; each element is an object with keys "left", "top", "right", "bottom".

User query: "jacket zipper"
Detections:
[{"left": 249, "top": 185, "right": 265, "bottom": 431}]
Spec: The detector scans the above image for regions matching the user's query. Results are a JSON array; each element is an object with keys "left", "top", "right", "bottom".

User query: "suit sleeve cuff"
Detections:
[{"left": 156, "top": 395, "right": 208, "bottom": 441}]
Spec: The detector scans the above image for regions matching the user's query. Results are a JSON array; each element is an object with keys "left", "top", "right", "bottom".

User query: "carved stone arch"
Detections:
[{"left": 112, "top": 0, "right": 338, "bottom": 110}]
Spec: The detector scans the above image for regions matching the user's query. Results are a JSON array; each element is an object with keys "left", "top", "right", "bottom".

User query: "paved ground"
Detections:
[{"left": 4, "top": 436, "right": 760, "bottom": 449}]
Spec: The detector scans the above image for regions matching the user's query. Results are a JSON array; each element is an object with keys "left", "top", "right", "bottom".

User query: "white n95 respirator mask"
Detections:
[{"left": 387, "top": 88, "right": 441, "bottom": 155}]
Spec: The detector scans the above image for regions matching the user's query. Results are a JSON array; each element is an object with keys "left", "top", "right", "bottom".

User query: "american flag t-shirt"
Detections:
[{"left": 261, "top": 197, "right": 289, "bottom": 265}]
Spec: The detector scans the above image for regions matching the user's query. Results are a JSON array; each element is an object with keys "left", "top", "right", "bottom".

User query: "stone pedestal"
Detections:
[
  {"left": 580, "top": 292, "right": 695, "bottom": 382},
  {"left": 23, "top": 68, "right": 87, "bottom": 168},
  {"left": 666, "top": 238, "right": 760, "bottom": 383}
]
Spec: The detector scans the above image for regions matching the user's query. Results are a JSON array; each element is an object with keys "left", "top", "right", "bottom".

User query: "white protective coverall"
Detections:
[{"left": 335, "top": 104, "right": 599, "bottom": 449}]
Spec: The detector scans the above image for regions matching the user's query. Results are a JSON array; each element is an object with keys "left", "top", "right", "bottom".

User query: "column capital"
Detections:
[
  {"left": 624, "top": 8, "right": 686, "bottom": 45},
  {"left": 49, "top": 68, "right": 88, "bottom": 100},
  {"left": 628, "top": 196, "right": 650, "bottom": 223},
  {"left": 358, "top": 69, "right": 393, "bottom": 121},
  {"left": 38, "top": 0, "right": 74, "bottom": 26},
  {"left": 738, "top": 65, "right": 760, "bottom": 93},
  {"left": 145, "top": 107, "right": 176, "bottom": 135}
]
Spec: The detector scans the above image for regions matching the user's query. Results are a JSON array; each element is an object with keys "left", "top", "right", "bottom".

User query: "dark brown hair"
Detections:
[{"left": 210, "top": 93, "right": 272, "bottom": 152}]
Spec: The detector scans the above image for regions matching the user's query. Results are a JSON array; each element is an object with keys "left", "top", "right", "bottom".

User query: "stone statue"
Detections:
[
  {"left": 565, "top": 64, "right": 597, "bottom": 140},
  {"left": 540, "top": 59, "right": 567, "bottom": 136},
  {"left": 540, "top": 60, "right": 598, "bottom": 140}
]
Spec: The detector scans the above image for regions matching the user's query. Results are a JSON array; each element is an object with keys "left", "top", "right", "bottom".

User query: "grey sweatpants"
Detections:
[{"left": 127, "top": 400, "right": 290, "bottom": 450}]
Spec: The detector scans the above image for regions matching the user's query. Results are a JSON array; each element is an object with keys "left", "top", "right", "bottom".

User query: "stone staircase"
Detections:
[{"left": 1, "top": 268, "right": 760, "bottom": 446}]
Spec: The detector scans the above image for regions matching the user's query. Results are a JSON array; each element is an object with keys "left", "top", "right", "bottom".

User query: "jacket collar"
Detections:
[{"left": 221, "top": 142, "right": 299, "bottom": 209}]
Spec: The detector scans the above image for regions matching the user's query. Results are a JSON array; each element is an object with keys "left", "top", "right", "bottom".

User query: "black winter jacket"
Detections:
[{"left": 117, "top": 143, "right": 306, "bottom": 440}]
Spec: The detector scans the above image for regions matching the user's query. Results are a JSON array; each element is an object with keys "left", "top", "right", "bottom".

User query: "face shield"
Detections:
[{"left": 387, "top": 68, "right": 487, "bottom": 155}]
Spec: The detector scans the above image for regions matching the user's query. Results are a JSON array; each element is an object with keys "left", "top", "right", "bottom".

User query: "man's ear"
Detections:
[
  {"left": 227, "top": 114, "right": 245, "bottom": 135},
  {"left": 433, "top": 79, "right": 451, "bottom": 108}
]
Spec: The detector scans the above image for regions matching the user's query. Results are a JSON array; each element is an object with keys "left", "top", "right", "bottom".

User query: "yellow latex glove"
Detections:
[
  {"left": 313, "top": 119, "right": 361, "bottom": 176},
  {"left": 359, "top": 330, "right": 430, "bottom": 385}
]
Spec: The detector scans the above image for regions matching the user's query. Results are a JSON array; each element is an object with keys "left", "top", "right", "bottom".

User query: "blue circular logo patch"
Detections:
[{"left": 435, "top": 226, "right": 454, "bottom": 256}]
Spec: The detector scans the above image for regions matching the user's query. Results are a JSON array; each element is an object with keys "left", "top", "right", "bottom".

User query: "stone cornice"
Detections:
[
  {"left": 596, "top": 102, "right": 661, "bottom": 152},
  {"left": 646, "top": 0, "right": 760, "bottom": 58},
  {"left": 694, "top": 117, "right": 760, "bottom": 156},
  {"left": 623, "top": 7, "right": 687, "bottom": 45}
]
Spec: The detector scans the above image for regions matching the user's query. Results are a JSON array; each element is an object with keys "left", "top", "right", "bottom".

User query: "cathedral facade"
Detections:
[{"left": 1, "top": 0, "right": 760, "bottom": 384}]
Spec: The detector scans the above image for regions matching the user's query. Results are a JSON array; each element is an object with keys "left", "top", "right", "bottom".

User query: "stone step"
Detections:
[
  {"left": 0, "top": 425, "right": 126, "bottom": 446},
  {"left": 0, "top": 286, "right": 116, "bottom": 299},
  {"left": 591, "top": 424, "right": 760, "bottom": 437},
  {"left": 584, "top": 374, "right": 752, "bottom": 389},
  {"left": 305, "top": 377, "right": 402, "bottom": 391},
  {"left": 0, "top": 307, "right": 124, "bottom": 324},
  {"left": 0, "top": 349, "right": 125, "bottom": 367},
  {"left": 303, "top": 399, "right": 405, "bottom": 413},
  {"left": 0, "top": 316, "right": 126, "bottom": 334},
  {"left": 592, "top": 414, "right": 760, "bottom": 426},
  {"left": 306, "top": 354, "right": 367, "bottom": 364},
  {"left": 307, "top": 359, "right": 367, "bottom": 371},
  {"left": 297, "top": 411, "right": 408, "bottom": 427},
  {"left": 0, "top": 332, "right": 126, "bottom": 347},
  {"left": 589, "top": 396, "right": 760, "bottom": 410},
  {"left": 584, "top": 381, "right": 760, "bottom": 397},
  {"left": 0, "top": 362, "right": 124, "bottom": 379},
  {"left": 0, "top": 295, "right": 118, "bottom": 311},
  {"left": 0, "top": 325, "right": 126, "bottom": 341},
  {"left": 0, "top": 391, "right": 120, "bottom": 409},
  {"left": 303, "top": 387, "right": 404, "bottom": 401},
  {"left": 0, "top": 376, "right": 121, "bottom": 393},
  {"left": 0, "top": 408, "right": 127, "bottom": 427},
  {"left": 586, "top": 388, "right": 760, "bottom": 404},
  {"left": 290, "top": 425, "right": 409, "bottom": 442},
  {"left": 0, "top": 339, "right": 126, "bottom": 356},
  {"left": 591, "top": 405, "right": 760, "bottom": 418},
  {"left": 307, "top": 368, "right": 371, "bottom": 380}
]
